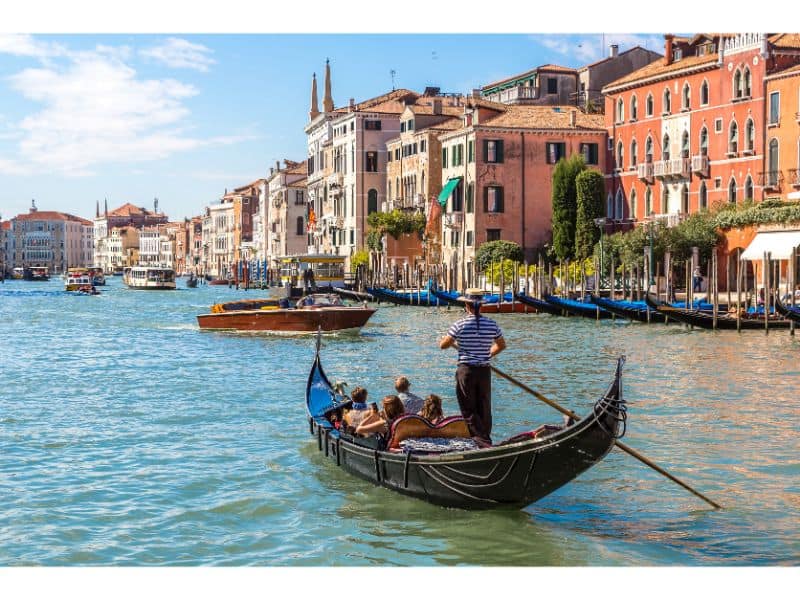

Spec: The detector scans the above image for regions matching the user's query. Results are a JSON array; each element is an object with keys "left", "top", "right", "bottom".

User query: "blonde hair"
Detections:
[{"left": 419, "top": 394, "right": 443, "bottom": 423}]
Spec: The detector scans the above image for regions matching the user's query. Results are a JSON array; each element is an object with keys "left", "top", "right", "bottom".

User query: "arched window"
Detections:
[
  {"left": 743, "top": 68, "right": 751, "bottom": 97},
  {"left": 700, "top": 79, "right": 709, "bottom": 105},
  {"left": 631, "top": 139, "right": 638, "bottom": 167},
  {"left": 768, "top": 138, "right": 779, "bottom": 186},
  {"left": 395, "top": 177, "right": 400, "bottom": 199},
  {"left": 662, "top": 133, "right": 670, "bottom": 160},
  {"left": 616, "top": 141, "right": 624, "bottom": 169},
  {"left": 646, "top": 93, "right": 654, "bottom": 117},
  {"left": 728, "top": 177, "right": 737, "bottom": 203},
  {"left": 744, "top": 175, "right": 753, "bottom": 201},
  {"left": 631, "top": 95, "right": 638, "bottom": 120},
  {"left": 663, "top": 88, "right": 671, "bottom": 114},
  {"left": 699, "top": 126, "right": 708, "bottom": 156},
  {"left": 296, "top": 216, "right": 305, "bottom": 236},
  {"left": 660, "top": 185, "right": 668, "bottom": 213},
  {"left": 617, "top": 98, "right": 624, "bottom": 123},
  {"left": 367, "top": 188, "right": 378, "bottom": 214},
  {"left": 681, "top": 130, "right": 690, "bottom": 158},
  {"left": 729, "top": 121, "right": 738, "bottom": 154},
  {"left": 681, "top": 184, "right": 689, "bottom": 213},
  {"left": 733, "top": 69, "right": 742, "bottom": 99},
  {"left": 745, "top": 118, "right": 755, "bottom": 152},
  {"left": 645, "top": 136, "right": 653, "bottom": 162},
  {"left": 682, "top": 83, "right": 690, "bottom": 109},
  {"left": 388, "top": 180, "right": 392, "bottom": 201},
  {"left": 615, "top": 188, "right": 624, "bottom": 220},
  {"left": 630, "top": 189, "right": 637, "bottom": 220},
  {"left": 421, "top": 171, "right": 426, "bottom": 194},
  {"left": 699, "top": 181, "right": 707, "bottom": 210},
  {"left": 606, "top": 193, "right": 614, "bottom": 219},
  {"left": 645, "top": 186, "right": 652, "bottom": 215}
]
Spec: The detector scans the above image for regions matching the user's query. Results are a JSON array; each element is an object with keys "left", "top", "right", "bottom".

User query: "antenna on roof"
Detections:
[{"left": 390, "top": 69, "right": 396, "bottom": 91}]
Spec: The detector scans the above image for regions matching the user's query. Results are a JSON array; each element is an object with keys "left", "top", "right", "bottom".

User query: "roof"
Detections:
[
  {"left": 769, "top": 33, "right": 800, "bottom": 50},
  {"left": 108, "top": 202, "right": 159, "bottom": 217},
  {"left": 285, "top": 161, "right": 308, "bottom": 176},
  {"left": 481, "top": 63, "right": 576, "bottom": 91},
  {"left": 288, "top": 178, "right": 308, "bottom": 188},
  {"left": 765, "top": 62, "right": 800, "bottom": 80},
  {"left": 335, "top": 88, "right": 420, "bottom": 113},
  {"left": 480, "top": 105, "right": 605, "bottom": 130},
  {"left": 603, "top": 53, "right": 717, "bottom": 91},
  {"left": 407, "top": 102, "right": 464, "bottom": 117},
  {"left": 1, "top": 221, "right": 11, "bottom": 230},
  {"left": 14, "top": 210, "right": 92, "bottom": 224},
  {"left": 578, "top": 45, "right": 663, "bottom": 71}
]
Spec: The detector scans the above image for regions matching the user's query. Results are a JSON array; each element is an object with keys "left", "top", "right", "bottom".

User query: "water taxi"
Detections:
[
  {"left": 23, "top": 266, "right": 50, "bottom": 281},
  {"left": 123, "top": 266, "right": 176, "bottom": 290},
  {"left": 279, "top": 254, "right": 347, "bottom": 293},
  {"left": 65, "top": 271, "right": 94, "bottom": 292}
]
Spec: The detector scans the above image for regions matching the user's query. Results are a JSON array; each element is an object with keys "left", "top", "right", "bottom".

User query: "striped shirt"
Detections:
[{"left": 447, "top": 315, "right": 503, "bottom": 366}]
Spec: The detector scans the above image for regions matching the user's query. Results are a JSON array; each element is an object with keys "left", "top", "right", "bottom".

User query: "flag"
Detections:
[{"left": 425, "top": 197, "right": 441, "bottom": 238}]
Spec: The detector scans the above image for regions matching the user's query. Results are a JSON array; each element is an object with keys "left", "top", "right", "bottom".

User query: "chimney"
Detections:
[
  {"left": 471, "top": 88, "right": 481, "bottom": 99},
  {"left": 664, "top": 34, "right": 675, "bottom": 66},
  {"left": 569, "top": 110, "right": 577, "bottom": 127},
  {"left": 276, "top": 160, "right": 280, "bottom": 172},
  {"left": 433, "top": 99, "right": 442, "bottom": 115},
  {"left": 609, "top": 44, "right": 619, "bottom": 58},
  {"left": 348, "top": 97, "right": 355, "bottom": 111}
]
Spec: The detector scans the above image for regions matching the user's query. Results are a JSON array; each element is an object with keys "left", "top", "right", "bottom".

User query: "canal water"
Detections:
[{"left": 1, "top": 277, "right": 798, "bottom": 566}]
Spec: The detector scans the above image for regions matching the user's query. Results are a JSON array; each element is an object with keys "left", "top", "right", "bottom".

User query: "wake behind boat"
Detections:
[
  {"left": 305, "top": 339, "right": 627, "bottom": 509},
  {"left": 197, "top": 293, "right": 375, "bottom": 333}
]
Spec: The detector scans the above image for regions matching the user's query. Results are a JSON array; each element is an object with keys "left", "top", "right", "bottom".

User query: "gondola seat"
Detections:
[{"left": 387, "top": 415, "right": 471, "bottom": 450}]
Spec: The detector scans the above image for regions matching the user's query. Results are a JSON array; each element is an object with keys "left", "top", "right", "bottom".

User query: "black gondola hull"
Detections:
[
  {"left": 774, "top": 296, "right": 800, "bottom": 324},
  {"left": 543, "top": 294, "right": 613, "bottom": 319},
  {"left": 591, "top": 295, "right": 653, "bottom": 323},
  {"left": 512, "top": 293, "right": 565, "bottom": 316},
  {"left": 645, "top": 293, "right": 792, "bottom": 329}
]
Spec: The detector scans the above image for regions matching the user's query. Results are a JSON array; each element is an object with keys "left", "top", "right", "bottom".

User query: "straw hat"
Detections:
[{"left": 456, "top": 288, "right": 486, "bottom": 304}]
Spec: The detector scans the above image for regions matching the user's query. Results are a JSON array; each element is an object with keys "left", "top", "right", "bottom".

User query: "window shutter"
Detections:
[
  {"left": 496, "top": 140, "right": 504, "bottom": 163},
  {"left": 498, "top": 187, "right": 504, "bottom": 212},
  {"left": 483, "top": 186, "right": 489, "bottom": 212},
  {"left": 483, "top": 139, "right": 489, "bottom": 162}
]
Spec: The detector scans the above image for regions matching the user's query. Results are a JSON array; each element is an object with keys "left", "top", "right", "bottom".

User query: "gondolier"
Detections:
[{"left": 439, "top": 288, "right": 506, "bottom": 447}]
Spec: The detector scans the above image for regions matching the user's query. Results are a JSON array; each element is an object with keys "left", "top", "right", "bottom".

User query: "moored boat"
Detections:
[
  {"left": 543, "top": 294, "right": 613, "bottom": 319},
  {"left": 123, "top": 266, "right": 176, "bottom": 290},
  {"left": 198, "top": 293, "right": 375, "bottom": 333},
  {"left": 774, "top": 295, "right": 800, "bottom": 323},
  {"left": 366, "top": 286, "right": 446, "bottom": 306},
  {"left": 512, "top": 292, "right": 565, "bottom": 316},
  {"left": 23, "top": 266, "right": 50, "bottom": 281},
  {"left": 305, "top": 340, "right": 627, "bottom": 509},
  {"left": 644, "top": 293, "right": 792, "bottom": 330},
  {"left": 430, "top": 285, "right": 534, "bottom": 313},
  {"left": 591, "top": 295, "right": 654, "bottom": 323}
]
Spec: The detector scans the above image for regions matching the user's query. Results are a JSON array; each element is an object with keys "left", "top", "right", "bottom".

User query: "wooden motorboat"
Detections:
[
  {"left": 198, "top": 293, "right": 375, "bottom": 333},
  {"left": 305, "top": 340, "right": 627, "bottom": 509}
]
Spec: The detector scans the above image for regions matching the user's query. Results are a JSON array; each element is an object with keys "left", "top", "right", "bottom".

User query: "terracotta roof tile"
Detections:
[
  {"left": 603, "top": 53, "right": 718, "bottom": 91},
  {"left": 335, "top": 88, "right": 419, "bottom": 113},
  {"left": 481, "top": 63, "right": 575, "bottom": 91},
  {"left": 770, "top": 33, "right": 800, "bottom": 49},
  {"left": 288, "top": 178, "right": 307, "bottom": 188},
  {"left": 108, "top": 202, "right": 159, "bottom": 217},
  {"left": 480, "top": 105, "right": 604, "bottom": 130},
  {"left": 1, "top": 221, "right": 10, "bottom": 230},
  {"left": 286, "top": 162, "right": 308, "bottom": 175},
  {"left": 14, "top": 210, "right": 91, "bottom": 224}
]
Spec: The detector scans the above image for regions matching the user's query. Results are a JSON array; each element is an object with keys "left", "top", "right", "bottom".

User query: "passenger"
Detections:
[
  {"left": 418, "top": 394, "right": 444, "bottom": 425},
  {"left": 343, "top": 387, "right": 370, "bottom": 430},
  {"left": 394, "top": 376, "right": 423, "bottom": 414},
  {"left": 355, "top": 395, "right": 405, "bottom": 436},
  {"left": 278, "top": 297, "right": 290, "bottom": 309}
]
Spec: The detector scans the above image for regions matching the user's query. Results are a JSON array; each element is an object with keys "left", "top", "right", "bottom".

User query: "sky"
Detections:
[{"left": 0, "top": 32, "right": 668, "bottom": 222}]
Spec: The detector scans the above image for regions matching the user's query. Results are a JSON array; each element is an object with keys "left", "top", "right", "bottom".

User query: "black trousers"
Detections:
[{"left": 455, "top": 364, "right": 492, "bottom": 446}]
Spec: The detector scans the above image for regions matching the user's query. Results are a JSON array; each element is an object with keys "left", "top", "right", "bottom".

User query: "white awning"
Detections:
[{"left": 740, "top": 230, "right": 800, "bottom": 261}]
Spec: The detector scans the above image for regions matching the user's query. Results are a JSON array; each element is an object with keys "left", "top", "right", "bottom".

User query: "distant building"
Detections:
[
  {"left": 93, "top": 200, "right": 168, "bottom": 273},
  {"left": 481, "top": 64, "right": 578, "bottom": 106},
  {"left": 266, "top": 160, "right": 308, "bottom": 263},
  {"left": 8, "top": 202, "right": 93, "bottom": 273},
  {"left": 764, "top": 63, "right": 800, "bottom": 200},
  {"left": 578, "top": 45, "right": 663, "bottom": 111}
]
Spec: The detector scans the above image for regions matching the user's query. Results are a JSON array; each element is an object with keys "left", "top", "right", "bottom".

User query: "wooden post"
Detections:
[
  {"left": 726, "top": 253, "right": 731, "bottom": 309},
  {"left": 763, "top": 251, "right": 769, "bottom": 333},
  {"left": 791, "top": 247, "right": 796, "bottom": 336},
  {"left": 712, "top": 250, "right": 718, "bottom": 330},
  {"left": 736, "top": 249, "right": 742, "bottom": 332}
]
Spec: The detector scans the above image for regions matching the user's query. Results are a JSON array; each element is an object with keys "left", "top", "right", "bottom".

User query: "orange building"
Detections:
[{"left": 764, "top": 64, "right": 800, "bottom": 198}]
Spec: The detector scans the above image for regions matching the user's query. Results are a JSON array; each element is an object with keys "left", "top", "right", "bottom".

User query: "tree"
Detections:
[
  {"left": 475, "top": 240, "right": 523, "bottom": 272},
  {"left": 574, "top": 169, "right": 605, "bottom": 260},
  {"left": 350, "top": 249, "right": 369, "bottom": 269},
  {"left": 551, "top": 154, "right": 586, "bottom": 261}
]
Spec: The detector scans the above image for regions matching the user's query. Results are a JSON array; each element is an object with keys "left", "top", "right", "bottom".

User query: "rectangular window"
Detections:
[
  {"left": 407, "top": 119, "right": 415, "bottom": 131},
  {"left": 484, "top": 186, "right": 504, "bottom": 213},
  {"left": 365, "top": 151, "right": 378, "bottom": 172},
  {"left": 580, "top": 143, "right": 599, "bottom": 165},
  {"left": 387, "top": 150, "right": 393, "bottom": 163},
  {"left": 468, "top": 140, "right": 474, "bottom": 163},
  {"left": 400, "top": 122, "right": 406, "bottom": 133},
  {"left": 769, "top": 92, "right": 780, "bottom": 125},
  {"left": 349, "top": 229, "right": 354, "bottom": 245},
  {"left": 487, "top": 229, "right": 501, "bottom": 242},
  {"left": 420, "top": 139, "right": 426, "bottom": 153},
  {"left": 466, "top": 230, "right": 474, "bottom": 247},
  {"left": 308, "top": 156, "right": 314, "bottom": 174},
  {"left": 395, "top": 148, "right": 400, "bottom": 160},
  {"left": 715, "top": 118, "right": 723, "bottom": 133},
  {"left": 484, "top": 139, "right": 504, "bottom": 163},
  {"left": 364, "top": 120, "right": 382, "bottom": 130},
  {"left": 546, "top": 142, "right": 566, "bottom": 164},
  {"left": 547, "top": 78, "right": 558, "bottom": 94},
  {"left": 451, "top": 181, "right": 464, "bottom": 212},
  {"left": 442, "top": 147, "right": 448, "bottom": 168}
]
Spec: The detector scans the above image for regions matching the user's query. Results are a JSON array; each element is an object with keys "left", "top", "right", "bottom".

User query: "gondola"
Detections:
[
  {"left": 512, "top": 292, "right": 564, "bottom": 316},
  {"left": 543, "top": 294, "right": 613, "bottom": 319},
  {"left": 305, "top": 339, "right": 627, "bottom": 510},
  {"left": 644, "top": 293, "right": 792, "bottom": 330},
  {"left": 773, "top": 295, "right": 800, "bottom": 324},
  {"left": 430, "top": 285, "right": 533, "bottom": 313},
  {"left": 591, "top": 295, "right": 654, "bottom": 323},
  {"left": 365, "top": 286, "right": 446, "bottom": 306}
]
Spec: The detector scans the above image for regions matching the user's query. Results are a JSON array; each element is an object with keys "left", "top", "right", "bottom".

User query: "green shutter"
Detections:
[
  {"left": 496, "top": 140, "right": 504, "bottom": 163},
  {"left": 483, "top": 139, "right": 489, "bottom": 162},
  {"left": 442, "top": 147, "right": 448, "bottom": 168}
]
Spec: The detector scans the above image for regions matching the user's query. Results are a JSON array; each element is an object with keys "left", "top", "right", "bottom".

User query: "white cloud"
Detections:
[
  {"left": 0, "top": 36, "right": 241, "bottom": 177},
  {"left": 140, "top": 37, "right": 216, "bottom": 72},
  {"left": 0, "top": 33, "right": 67, "bottom": 59}
]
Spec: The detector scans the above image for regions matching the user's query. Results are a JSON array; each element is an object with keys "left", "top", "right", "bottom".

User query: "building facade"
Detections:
[
  {"left": 265, "top": 160, "right": 308, "bottom": 261},
  {"left": 764, "top": 63, "right": 800, "bottom": 199},
  {"left": 93, "top": 201, "right": 168, "bottom": 273}
]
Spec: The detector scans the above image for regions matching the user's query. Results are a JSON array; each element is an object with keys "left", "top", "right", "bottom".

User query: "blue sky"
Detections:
[{"left": 0, "top": 33, "right": 664, "bottom": 221}]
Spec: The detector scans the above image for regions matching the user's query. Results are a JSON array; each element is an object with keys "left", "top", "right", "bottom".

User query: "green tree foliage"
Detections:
[
  {"left": 350, "top": 249, "right": 370, "bottom": 269},
  {"left": 475, "top": 240, "right": 524, "bottom": 272},
  {"left": 574, "top": 169, "right": 606, "bottom": 260},
  {"left": 366, "top": 210, "right": 426, "bottom": 240},
  {"left": 551, "top": 154, "right": 586, "bottom": 261}
]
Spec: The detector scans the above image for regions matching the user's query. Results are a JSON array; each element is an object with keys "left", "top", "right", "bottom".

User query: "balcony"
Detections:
[
  {"left": 444, "top": 212, "right": 463, "bottom": 229},
  {"left": 482, "top": 85, "right": 540, "bottom": 104},
  {"left": 637, "top": 162, "right": 654, "bottom": 181},
  {"left": 789, "top": 169, "right": 800, "bottom": 188},
  {"left": 691, "top": 155, "right": 709, "bottom": 176},
  {"left": 654, "top": 158, "right": 689, "bottom": 179},
  {"left": 651, "top": 213, "right": 685, "bottom": 228},
  {"left": 758, "top": 170, "right": 783, "bottom": 191},
  {"left": 327, "top": 172, "right": 343, "bottom": 188}
]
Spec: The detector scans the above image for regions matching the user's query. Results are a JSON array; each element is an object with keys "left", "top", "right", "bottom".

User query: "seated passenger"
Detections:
[
  {"left": 343, "top": 386, "right": 370, "bottom": 430},
  {"left": 278, "top": 297, "right": 290, "bottom": 309},
  {"left": 355, "top": 395, "right": 405, "bottom": 437},
  {"left": 394, "top": 376, "right": 423, "bottom": 414},
  {"left": 418, "top": 394, "right": 444, "bottom": 425}
]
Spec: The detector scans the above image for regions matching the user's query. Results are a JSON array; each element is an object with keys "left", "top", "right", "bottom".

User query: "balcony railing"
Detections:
[
  {"left": 788, "top": 169, "right": 800, "bottom": 187},
  {"left": 483, "top": 85, "right": 540, "bottom": 104},
  {"left": 327, "top": 172, "right": 343, "bottom": 188},
  {"left": 758, "top": 170, "right": 783, "bottom": 189},
  {"left": 691, "top": 154, "right": 709, "bottom": 176},
  {"left": 654, "top": 158, "right": 690, "bottom": 178},
  {"left": 444, "top": 212, "right": 463, "bottom": 229},
  {"left": 637, "top": 162, "right": 654, "bottom": 181},
  {"left": 651, "top": 213, "right": 685, "bottom": 228}
]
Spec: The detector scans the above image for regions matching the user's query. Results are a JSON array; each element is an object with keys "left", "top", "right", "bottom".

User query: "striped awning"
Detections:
[
  {"left": 437, "top": 177, "right": 462, "bottom": 207},
  {"left": 740, "top": 230, "right": 800, "bottom": 261}
]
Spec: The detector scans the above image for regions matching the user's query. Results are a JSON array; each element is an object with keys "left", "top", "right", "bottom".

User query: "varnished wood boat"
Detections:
[
  {"left": 306, "top": 340, "right": 627, "bottom": 509},
  {"left": 644, "top": 293, "right": 792, "bottom": 330},
  {"left": 198, "top": 293, "right": 375, "bottom": 333}
]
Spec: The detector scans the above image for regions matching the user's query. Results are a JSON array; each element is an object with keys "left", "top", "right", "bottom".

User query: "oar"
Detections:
[{"left": 489, "top": 363, "right": 722, "bottom": 510}]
